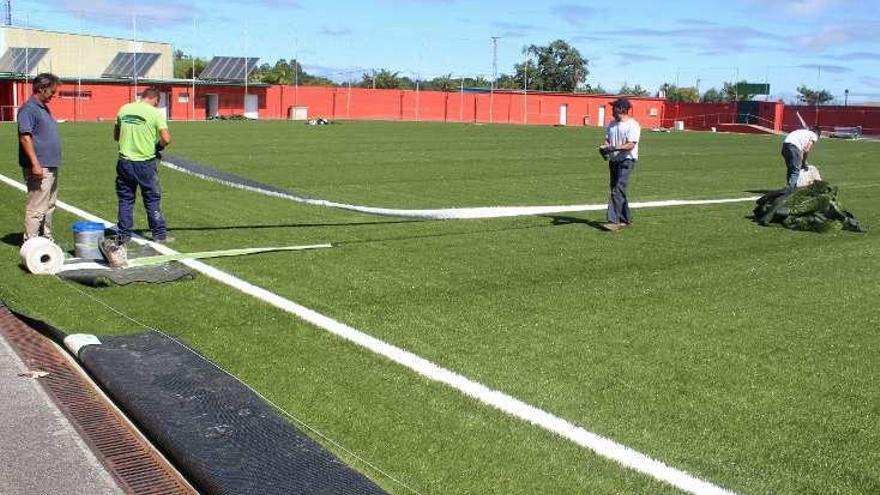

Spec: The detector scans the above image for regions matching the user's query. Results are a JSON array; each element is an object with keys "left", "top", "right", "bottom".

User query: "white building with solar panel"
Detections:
[
  {"left": 0, "top": 26, "right": 173, "bottom": 80},
  {"left": 0, "top": 25, "right": 264, "bottom": 122}
]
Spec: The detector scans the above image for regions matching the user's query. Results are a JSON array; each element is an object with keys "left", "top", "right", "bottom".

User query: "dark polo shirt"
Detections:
[{"left": 18, "top": 96, "right": 62, "bottom": 168}]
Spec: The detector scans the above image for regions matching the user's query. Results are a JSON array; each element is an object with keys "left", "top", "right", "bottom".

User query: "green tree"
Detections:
[
  {"left": 796, "top": 85, "right": 834, "bottom": 105},
  {"left": 510, "top": 59, "right": 541, "bottom": 90},
  {"left": 361, "top": 69, "right": 406, "bottom": 89},
  {"left": 249, "top": 58, "right": 334, "bottom": 86},
  {"left": 495, "top": 73, "right": 520, "bottom": 90},
  {"left": 661, "top": 83, "right": 699, "bottom": 103},
  {"left": 521, "top": 40, "right": 588, "bottom": 92},
  {"left": 173, "top": 49, "right": 207, "bottom": 79},
  {"left": 700, "top": 87, "right": 725, "bottom": 103},
  {"left": 426, "top": 74, "right": 456, "bottom": 91},
  {"left": 459, "top": 76, "right": 491, "bottom": 90},
  {"left": 579, "top": 83, "right": 608, "bottom": 95},
  {"left": 618, "top": 83, "right": 649, "bottom": 96}
]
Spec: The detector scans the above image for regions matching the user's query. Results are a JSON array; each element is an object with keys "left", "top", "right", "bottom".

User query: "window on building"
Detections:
[
  {"left": 178, "top": 92, "right": 190, "bottom": 103},
  {"left": 58, "top": 90, "right": 93, "bottom": 100}
]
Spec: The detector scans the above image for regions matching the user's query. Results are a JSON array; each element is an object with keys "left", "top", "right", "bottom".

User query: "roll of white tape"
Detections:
[
  {"left": 19, "top": 237, "right": 65, "bottom": 275},
  {"left": 63, "top": 334, "right": 102, "bottom": 356}
]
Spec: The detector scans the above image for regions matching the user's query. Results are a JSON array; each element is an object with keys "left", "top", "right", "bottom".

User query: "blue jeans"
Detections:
[
  {"left": 116, "top": 157, "right": 167, "bottom": 240},
  {"left": 781, "top": 143, "right": 802, "bottom": 192},
  {"left": 607, "top": 159, "right": 636, "bottom": 224}
]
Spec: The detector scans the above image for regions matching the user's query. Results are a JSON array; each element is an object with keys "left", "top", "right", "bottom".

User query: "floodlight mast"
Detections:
[
  {"left": 132, "top": 13, "right": 138, "bottom": 101},
  {"left": 244, "top": 26, "right": 249, "bottom": 116},
  {"left": 192, "top": 15, "right": 196, "bottom": 120},
  {"left": 490, "top": 36, "right": 500, "bottom": 124},
  {"left": 4, "top": 0, "right": 11, "bottom": 26}
]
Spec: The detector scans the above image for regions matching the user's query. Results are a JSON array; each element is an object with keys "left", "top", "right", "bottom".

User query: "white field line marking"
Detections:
[
  {"left": 162, "top": 160, "right": 759, "bottom": 220},
  {"left": 0, "top": 171, "right": 736, "bottom": 495}
]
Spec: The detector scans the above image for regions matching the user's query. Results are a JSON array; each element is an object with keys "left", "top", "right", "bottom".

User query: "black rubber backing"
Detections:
[
  {"left": 78, "top": 331, "right": 388, "bottom": 495},
  {"left": 59, "top": 244, "right": 197, "bottom": 287},
  {"left": 162, "top": 153, "right": 308, "bottom": 198}
]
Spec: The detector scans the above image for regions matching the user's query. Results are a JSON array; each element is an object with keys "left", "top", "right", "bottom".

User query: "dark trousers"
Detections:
[
  {"left": 781, "top": 143, "right": 802, "bottom": 192},
  {"left": 116, "top": 157, "right": 167, "bottom": 240},
  {"left": 607, "top": 159, "right": 636, "bottom": 224}
]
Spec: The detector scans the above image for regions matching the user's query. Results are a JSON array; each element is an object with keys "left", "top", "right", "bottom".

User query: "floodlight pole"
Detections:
[
  {"left": 734, "top": 66, "right": 739, "bottom": 103},
  {"left": 815, "top": 65, "right": 821, "bottom": 125},
  {"left": 844, "top": 88, "right": 849, "bottom": 107},
  {"left": 490, "top": 36, "right": 500, "bottom": 124},
  {"left": 132, "top": 13, "right": 138, "bottom": 101},
  {"left": 244, "top": 26, "right": 249, "bottom": 117},
  {"left": 23, "top": 13, "right": 28, "bottom": 78},
  {"left": 459, "top": 76, "right": 464, "bottom": 122},
  {"left": 4, "top": 0, "right": 11, "bottom": 26},
  {"left": 294, "top": 36, "right": 299, "bottom": 106},
  {"left": 523, "top": 52, "right": 528, "bottom": 125},
  {"left": 77, "top": 10, "right": 83, "bottom": 122},
  {"left": 192, "top": 15, "right": 196, "bottom": 120}
]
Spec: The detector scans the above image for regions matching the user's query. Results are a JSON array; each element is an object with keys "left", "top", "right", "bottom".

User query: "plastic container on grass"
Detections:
[{"left": 72, "top": 222, "right": 105, "bottom": 260}]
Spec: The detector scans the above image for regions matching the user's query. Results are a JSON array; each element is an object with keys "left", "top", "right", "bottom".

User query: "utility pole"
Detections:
[
  {"left": 491, "top": 36, "right": 500, "bottom": 85},
  {"left": 490, "top": 36, "right": 500, "bottom": 124}
]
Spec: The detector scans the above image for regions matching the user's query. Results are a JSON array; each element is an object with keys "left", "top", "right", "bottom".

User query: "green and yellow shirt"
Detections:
[{"left": 116, "top": 101, "right": 168, "bottom": 161}]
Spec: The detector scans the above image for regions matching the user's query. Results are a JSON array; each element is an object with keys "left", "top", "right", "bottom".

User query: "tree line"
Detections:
[{"left": 174, "top": 43, "right": 838, "bottom": 105}]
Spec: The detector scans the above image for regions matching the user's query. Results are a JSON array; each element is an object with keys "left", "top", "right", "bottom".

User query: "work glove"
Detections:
[
  {"left": 598, "top": 146, "right": 612, "bottom": 160},
  {"left": 155, "top": 142, "right": 166, "bottom": 160}
]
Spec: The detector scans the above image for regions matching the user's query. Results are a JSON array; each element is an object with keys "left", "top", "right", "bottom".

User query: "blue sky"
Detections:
[{"left": 12, "top": 0, "right": 880, "bottom": 102}]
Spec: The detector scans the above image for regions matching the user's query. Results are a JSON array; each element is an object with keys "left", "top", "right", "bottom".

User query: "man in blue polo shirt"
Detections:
[{"left": 18, "top": 73, "right": 62, "bottom": 243}]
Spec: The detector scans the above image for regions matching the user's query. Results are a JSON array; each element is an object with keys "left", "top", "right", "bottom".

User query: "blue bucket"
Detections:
[{"left": 72, "top": 222, "right": 105, "bottom": 260}]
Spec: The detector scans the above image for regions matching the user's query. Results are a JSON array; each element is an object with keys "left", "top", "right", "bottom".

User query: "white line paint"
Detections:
[
  {"left": 0, "top": 171, "right": 736, "bottom": 495},
  {"left": 163, "top": 160, "right": 759, "bottom": 220}
]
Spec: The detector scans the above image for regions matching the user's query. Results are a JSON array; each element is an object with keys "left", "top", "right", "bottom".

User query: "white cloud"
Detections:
[{"left": 784, "top": 0, "right": 845, "bottom": 16}]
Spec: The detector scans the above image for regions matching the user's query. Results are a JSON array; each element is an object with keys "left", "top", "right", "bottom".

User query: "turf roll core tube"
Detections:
[{"left": 20, "top": 237, "right": 65, "bottom": 275}]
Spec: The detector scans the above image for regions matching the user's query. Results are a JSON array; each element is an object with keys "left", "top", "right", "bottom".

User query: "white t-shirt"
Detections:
[
  {"left": 606, "top": 118, "right": 641, "bottom": 161},
  {"left": 783, "top": 129, "right": 818, "bottom": 151}
]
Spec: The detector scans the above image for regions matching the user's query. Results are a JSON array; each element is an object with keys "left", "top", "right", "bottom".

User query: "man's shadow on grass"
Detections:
[
  {"left": 1, "top": 232, "right": 22, "bottom": 247},
  {"left": 543, "top": 215, "right": 607, "bottom": 231}
]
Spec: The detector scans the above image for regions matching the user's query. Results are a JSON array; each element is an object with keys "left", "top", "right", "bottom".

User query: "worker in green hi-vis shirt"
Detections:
[{"left": 113, "top": 86, "right": 174, "bottom": 244}]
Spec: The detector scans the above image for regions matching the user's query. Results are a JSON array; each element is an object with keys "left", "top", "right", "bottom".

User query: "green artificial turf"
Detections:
[{"left": 0, "top": 120, "right": 878, "bottom": 494}]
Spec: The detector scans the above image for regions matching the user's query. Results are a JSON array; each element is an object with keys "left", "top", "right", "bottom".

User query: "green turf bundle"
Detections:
[{"left": 753, "top": 181, "right": 865, "bottom": 233}]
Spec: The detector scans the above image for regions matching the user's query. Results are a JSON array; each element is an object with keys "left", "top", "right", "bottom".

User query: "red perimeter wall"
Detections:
[
  {"left": 783, "top": 105, "right": 880, "bottom": 135},
  {"left": 2, "top": 80, "right": 877, "bottom": 135},
  {"left": 265, "top": 86, "right": 665, "bottom": 127}
]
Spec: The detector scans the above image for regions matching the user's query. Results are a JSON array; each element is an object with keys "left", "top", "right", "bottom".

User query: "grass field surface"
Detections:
[{"left": 1, "top": 120, "right": 878, "bottom": 494}]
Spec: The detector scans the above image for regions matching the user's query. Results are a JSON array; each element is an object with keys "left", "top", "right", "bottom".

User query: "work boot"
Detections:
[
  {"left": 600, "top": 222, "right": 625, "bottom": 231},
  {"left": 155, "top": 236, "right": 175, "bottom": 245}
]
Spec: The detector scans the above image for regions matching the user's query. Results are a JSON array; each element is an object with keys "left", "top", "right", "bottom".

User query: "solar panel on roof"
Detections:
[
  {"left": 199, "top": 56, "right": 259, "bottom": 81},
  {"left": 102, "top": 52, "right": 161, "bottom": 78},
  {"left": 0, "top": 47, "right": 49, "bottom": 74}
]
